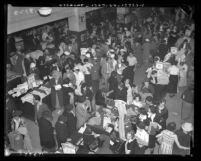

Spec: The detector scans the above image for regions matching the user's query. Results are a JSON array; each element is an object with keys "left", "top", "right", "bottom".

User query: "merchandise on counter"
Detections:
[
  {"left": 30, "top": 90, "right": 47, "bottom": 100},
  {"left": 21, "top": 93, "right": 34, "bottom": 104},
  {"left": 8, "top": 82, "right": 29, "bottom": 97},
  {"left": 61, "top": 142, "right": 78, "bottom": 154},
  {"left": 38, "top": 86, "right": 51, "bottom": 95}
]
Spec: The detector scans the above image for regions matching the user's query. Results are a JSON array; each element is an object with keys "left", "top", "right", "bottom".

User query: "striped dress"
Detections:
[{"left": 158, "top": 130, "right": 176, "bottom": 154}]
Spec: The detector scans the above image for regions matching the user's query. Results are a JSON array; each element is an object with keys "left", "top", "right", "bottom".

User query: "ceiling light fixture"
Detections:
[{"left": 38, "top": 7, "right": 52, "bottom": 16}]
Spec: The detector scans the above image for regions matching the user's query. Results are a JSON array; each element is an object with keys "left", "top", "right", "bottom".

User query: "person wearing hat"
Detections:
[
  {"left": 62, "top": 78, "right": 75, "bottom": 106},
  {"left": 91, "top": 56, "right": 101, "bottom": 95},
  {"left": 38, "top": 110, "right": 56, "bottom": 152},
  {"left": 173, "top": 122, "right": 193, "bottom": 155},
  {"left": 9, "top": 50, "right": 26, "bottom": 78},
  {"left": 47, "top": 70, "right": 64, "bottom": 110},
  {"left": 181, "top": 84, "right": 194, "bottom": 122},
  {"left": 75, "top": 96, "right": 91, "bottom": 129},
  {"left": 147, "top": 105, "right": 162, "bottom": 154},
  {"left": 163, "top": 47, "right": 178, "bottom": 63},
  {"left": 134, "top": 121, "right": 149, "bottom": 153},
  {"left": 133, "top": 41, "right": 143, "bottom": 67},
  {"left": 157, "top": 38, "right": 169, "bottom": 61},
  {"left": 55, "top": 115, "right": 68, "bottom": 148},
  {"left": 142, "top": 36, "right": 151, "bottom": 66},
  {"left": 154, "top": 99, "right": 168, "bottom": 131},
  {"left": 166, "top": 59, "right": 180, "bottom": 97},
  {"left": 33, "top": 94, "right": 51, "bottom": 122},
  {"left": 74, "top": 65, "right": 85, "bottom": 96},
  {"left": 63, "top": 66, "right": 76, "bottom": 86},
  {"left": 29, "top": 62, "right": 40, "bottom": 80},
  {"left": 168, "top": 28, "right": 179, "bottom": 48},
  {"left": 156, "top": 122, "right": 190, "bottom": 154},
  {"left": 100, "top": 56, "right": 113, "bottom": 90},
  {"left": 82, "top": 58, "right": 93, "bottom": 88},
  {"left": 107, "top": 71, "right": 119, "bottom": 100},
  {"left": 125, "top": 52, "right": 137, "bottom": 84},
  {"left": 63, "top": 104, "right": 77, "bottom": 138},
  {"left": 8, "top": 111, "right": 29, "bottom": 153}
]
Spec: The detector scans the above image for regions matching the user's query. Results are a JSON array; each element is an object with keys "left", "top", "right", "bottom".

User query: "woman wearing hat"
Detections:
[
  {"left": 142, "top": 38, "right": 151, "bottom": 67},
  {"left": 63, "top": 66, "right": 76, "bottom": 86},
  {"left": 173, "top": 122, "right": 193, "bottom": 155},
  {"left": 156, "top": 122, "right": 190, "bottom": 154},
  {"left": 55, "top": 115, "right": 68, "bottom": 149},
  {"left": 9, "top": 51, "right": 26, "bottom": 79},
  {"left": 29, "top": 62, "right": 40, "bottom": 80},
  {"left": 75, "top": 96, "right": 91, "bottom": 129},
  {"left": 166, "top": 59, "right": 180, "bottom": 97},
  {"left": 154, "top": 99, "right": 168, "bottom": 131},
  {"left": 47, "top": 70, "right": 64, "bottom": 110},
  {"left": 38, "top": 110, "right": 56, "bottom": 152},
  {"left": 63, "top": 104, "right": 77, "bottom": 138}
]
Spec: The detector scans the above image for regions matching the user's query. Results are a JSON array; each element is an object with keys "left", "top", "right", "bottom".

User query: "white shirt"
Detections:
[
  {"left": 168, "top": 65, "right": 179, "bottom": 75},
  {"left": 133, "top": 100, "right": 143, "bottom": 108},
  {"left": 111, "top": 59, "right": 117, "bottom": 71},
  {"left": 82, "top": 63, "right": 93, "bottom": 75},
  {"left": 127, "top": 56, "right": 137, "bottom": 66},
  {"left": 135, "top": 129, "right": 149, "bottom": 146},
  {"left": 74, "top": 71, "right": 85, "bottom": 88}
]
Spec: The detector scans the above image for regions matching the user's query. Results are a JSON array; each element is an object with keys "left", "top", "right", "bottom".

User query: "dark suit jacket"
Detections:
[
  {"left": 155, "top": 108, "right": 168, "bottom": 129},
  {"left": 38, "top": 117, "right": 56, "bottom": 149},
  {"left": 47, "top": 77, "right": 64, "bottom": 108},
  {"left": 66, "top": 112, "right": 77, "bottom": 138}
]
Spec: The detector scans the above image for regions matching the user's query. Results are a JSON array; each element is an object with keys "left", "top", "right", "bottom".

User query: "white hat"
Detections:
[
  {"left": 181, "top": 122, "right": 193, "bottom": 132},
  {"left": 30, "top": 63, "right": 36, "bottom": 68},
  {"left": 156, "top": 62, "right": 163, "bottom": 70},
  {"left": 86, "top": 53, "right": 90, "bottom": 58},
  {"left": 74, "top": 66, "right": 79, "bottom": 70},
  {"left": 145, "top": 38, "right": 150, "bottom": 42},
  {"left": 64, "top": 51, "right": 70, "bottom": 56},
  {"left": 110, "top": 54, "right": 115, "bottom": 58},
  {"left": 171, "top": 47, "right": 178, "bottom": 54}
]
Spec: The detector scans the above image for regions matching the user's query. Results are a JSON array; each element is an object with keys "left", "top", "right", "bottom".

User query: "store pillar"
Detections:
[{"left": 68, "top": 8, "right": 88, "bottom": 51}]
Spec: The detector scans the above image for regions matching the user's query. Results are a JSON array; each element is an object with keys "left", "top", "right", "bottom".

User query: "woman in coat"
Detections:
[
  {"left": 38, "top": 111, "right": 56, "bottom": 152},
  {"left": 166, "top": 59, "right": 180, "bottom": 97},
  {"left": 75, "top": 96, "right": 91, "bottom": 129},
  {"left": 154, "top": 99, "right": 169, "bottom": 131},
  {"left": 55, "top": 115, "right": 68, "bottom": 148},
  {"left": 63, "top": 104, "right": 77, "bottom": 138},
  {"left": 47, "top": 70, "right": 64, "bottom": 110}
]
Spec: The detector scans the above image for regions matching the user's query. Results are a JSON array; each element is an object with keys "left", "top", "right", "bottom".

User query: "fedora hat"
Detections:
[{"left": 182, "top": 122, "right": 193, "bottom": 132}]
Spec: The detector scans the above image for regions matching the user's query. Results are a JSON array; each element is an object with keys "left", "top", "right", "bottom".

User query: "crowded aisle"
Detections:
[{"left": 5, "top": 6, "right": 194, "bottom": 155}]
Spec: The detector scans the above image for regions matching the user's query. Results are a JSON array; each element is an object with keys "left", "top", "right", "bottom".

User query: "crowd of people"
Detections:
[{"left": 6, "top": 8, "right": 194, "bottom": 155}]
